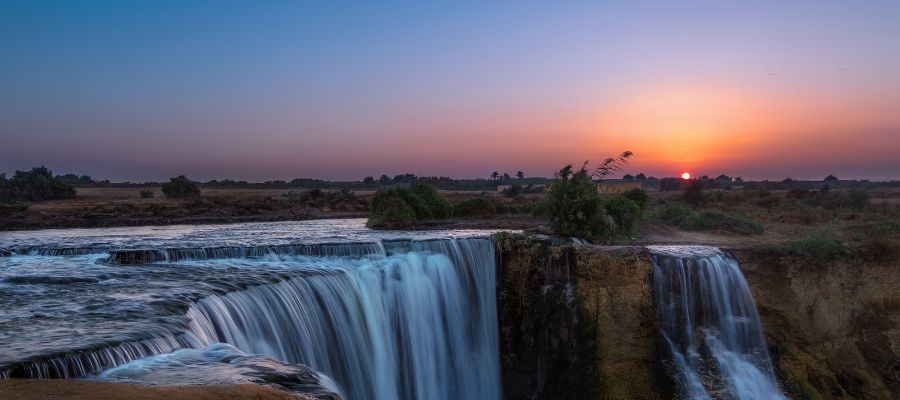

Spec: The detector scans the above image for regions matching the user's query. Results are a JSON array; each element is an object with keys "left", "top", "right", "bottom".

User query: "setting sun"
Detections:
[{"left": 681, "top": 172, "right": 691, "bottom": 180}]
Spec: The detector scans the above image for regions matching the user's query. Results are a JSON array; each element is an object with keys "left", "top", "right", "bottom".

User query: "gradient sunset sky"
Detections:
[{"left": 2, "top": 1, "right": 899, "bottom": 181}]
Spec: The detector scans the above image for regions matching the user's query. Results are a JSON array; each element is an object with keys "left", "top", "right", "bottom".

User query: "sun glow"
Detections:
[{"left": 682, "top": 172, "right": 691, "bottom": 180}]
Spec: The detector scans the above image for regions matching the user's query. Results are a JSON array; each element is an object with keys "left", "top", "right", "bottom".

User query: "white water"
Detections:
[
  {"left": 0, "top": 220, "right": 503, "bottom": 400},
  {"left": 650, "top": 246, "right": 785, "bottom": 400},
  {"left": 185, "top": 238, "right": 501, "bottom": 400}
]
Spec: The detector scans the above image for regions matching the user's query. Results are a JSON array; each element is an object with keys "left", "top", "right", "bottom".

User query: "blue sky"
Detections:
[{"left": 2, "top": 1, "right": 899, "bottom": 181}]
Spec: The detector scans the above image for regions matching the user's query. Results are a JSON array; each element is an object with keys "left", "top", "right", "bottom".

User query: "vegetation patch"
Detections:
[
  {"left": 367, "top": 182, "right": 453, "bottom": 228},
  {"left": 454, "top": 198, "right": 497, "bottom": 218},
  {"left": 653, "top": 201, "right": 764, "bottom": 235},
  {"left": 545, "top": 152, "right": 644, "bottom": 243},
  {"left": 757, "top": 232, "right": 852, "bottom": 263},
  {"left": 0, "top": 166, "right": 76, "bottom": 203},
  {"left": 161, "top": 175, "right": 201, "bottom": 198}
]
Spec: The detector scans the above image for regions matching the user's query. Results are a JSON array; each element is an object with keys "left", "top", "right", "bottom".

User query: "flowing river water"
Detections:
[{"left": 1, "top": 219, "right": 784, "bottom": 399}]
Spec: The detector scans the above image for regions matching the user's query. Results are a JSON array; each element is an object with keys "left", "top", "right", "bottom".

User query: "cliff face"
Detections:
[
  {"left": 495, "top": 234, "right": 670, "bottom": 400},
  {"left": 731, "top": 249, "right": 900, "bottom": 400},
  {"left": 496, "top": 234, "right": 900, "bottom": 400}
]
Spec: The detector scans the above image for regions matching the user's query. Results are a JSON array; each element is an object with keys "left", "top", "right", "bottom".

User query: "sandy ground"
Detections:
[{"left": 0, "top": 379, "right": 304, "bottom": 400}]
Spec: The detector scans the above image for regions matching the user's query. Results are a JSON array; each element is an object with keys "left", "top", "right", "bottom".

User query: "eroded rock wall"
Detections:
[
  {"left": 495, "top": 235, "right": 670, "bottom": 399},
  {"left": 732, "top": 248, "right": 900, "bottom": 400},
  {"left": 495, "top": 234, "right": 900, "bottom": 400}
]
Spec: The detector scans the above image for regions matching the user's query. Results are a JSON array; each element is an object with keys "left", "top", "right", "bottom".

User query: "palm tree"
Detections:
[
  {"left": 516, "top": 171, "right": 525, "bottom": 179},
  {"left": 490, "top": 171, "right": 500, "bottom": 181}
]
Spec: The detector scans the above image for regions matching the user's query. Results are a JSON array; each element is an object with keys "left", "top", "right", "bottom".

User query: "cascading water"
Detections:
[
  {"left": 186, "top": 238, "right": 500, "bottom": 400},
  {"left": 0, "top": 220, "right": 502, "bottom": 400},
  {"left": 650, "top": 246, "right": 785, "bottom": 400}
]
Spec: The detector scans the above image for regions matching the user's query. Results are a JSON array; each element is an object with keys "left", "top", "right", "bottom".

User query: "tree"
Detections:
[
  {"left": 546, "top": 151, "right": 638, "bottom": 242},
  {"left": 516, "top": 171, "right": 525, "bottom": 179},
  {"left": 490, "top": 171, "right": 500, "bottom": 181},
  {"left": 683, "top": 179, "right": 705, "bottom": 207},
  {"left": 161, "top": 175, "right": 201, "bottom": 198},
  {"left": 824, "top": 174, "right": 839, "bottom": 182},
  {"left": 379, "top": 175, "right": 391, "bottom": 185},
  {"left": 635, "top": 173, "right": 647, "bottom": 180},
  {"left": 363, "top": 176, "right": 376, "bottom": 186},
  {"left": 502, "top": 172, "right": 511, "bottom": 180},
  {"left": 0, "top": 166, "right": 76, "bottom": 203},
  {"left": 623, "top": 174, "right": 635, "bottom": 180}
]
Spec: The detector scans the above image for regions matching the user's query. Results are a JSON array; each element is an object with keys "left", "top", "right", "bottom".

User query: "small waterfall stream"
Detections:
[{"left": 650, "top": 246, "right": 785, "bottom": 400}]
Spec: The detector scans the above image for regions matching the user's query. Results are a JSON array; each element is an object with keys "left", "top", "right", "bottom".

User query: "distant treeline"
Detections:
[
  {"left": 6, "top": 169, "right": 899, "bottom": 192},
  {"left": 45, "top": 173, "right": 556, "bottom": 191}
]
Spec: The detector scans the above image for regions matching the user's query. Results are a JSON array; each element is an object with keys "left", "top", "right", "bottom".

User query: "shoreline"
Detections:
[{"left": 0, "top": 379, "right": 305, "bottom": 400}]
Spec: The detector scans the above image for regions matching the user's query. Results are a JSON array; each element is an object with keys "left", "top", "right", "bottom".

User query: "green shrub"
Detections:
[
  {"left": 366, "top": 197, "right": 415, "bottom": 228},
  {"left": 0, "top": 166, "right": 75, "bottom": 203},
  {"left": 368, "top": 182, "right": 452, "bottom": 228},
  {"left": 759, "top": 233, "right": 850, "bottom": 263},
  {"left": 410, "top": 182, "right": 453, "bottom": 219},
  {"left": 846, "top": 189, "right": 870, "bottom": 211},
  {"left": 455, "top": 198, "right": 497, "bottom": 217},
  {"left": 547, "top": 165, "right": 613, "bottom": 241},
  {"left": 622, "top": 188, "right": 648, "bottom": 210},
  {"left": 655, "top": 202, "right": 695, "bottom": 226},
  {"left": 602, "top": 195, "right": 641, "bottom": 236},
  {"left": 161, "top": 175, "right": 201, "bottom": 198},
  {"left": 682, "top": 179, "right": 705, "bottom": 206},
  {"left": 531, "top": 201, "right": 550, "bottom": 217},
  {"left": 139, "top": 190, "right": 154, "bottom": 198},
  {"left": 655, "top": 201, "right": 763, "bottom": 234},
  {"left": 802, "top": 189, "right": 871, "bottom": 211},
  {"left": 685, "top": 210, "right": 764, "bottom": 234},
  {"left": 546, "top": 165, "right": 640, "bottom": 242}
]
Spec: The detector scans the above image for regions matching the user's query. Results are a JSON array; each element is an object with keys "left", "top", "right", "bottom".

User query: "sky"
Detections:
[{"left": 2, "top": 1, "right": 899, "bottom": 181}]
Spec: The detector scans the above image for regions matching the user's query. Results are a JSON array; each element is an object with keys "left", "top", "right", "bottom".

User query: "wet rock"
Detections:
[{"left": 107, "top": 249, "right": 163, "bottom": 265}]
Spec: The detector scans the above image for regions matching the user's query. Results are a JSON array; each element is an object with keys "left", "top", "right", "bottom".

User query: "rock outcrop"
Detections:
[
  {"left": 732, "top": 247, "right": 900, "bottom": 400},
  {"left": 495, "top": 234, "right": 900, "bottom": 400},
  {"left": 495, "top": 234, "right": 671, "bottom": 399}
]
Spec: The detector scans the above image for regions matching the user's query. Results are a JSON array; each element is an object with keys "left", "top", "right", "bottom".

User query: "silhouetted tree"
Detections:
[
  {"left": 0, "top": 166, "right": 76, "bottom": 203},
  {"left": 379, "top": 175, "right": 391, "bottom": 185},
  {"left": 824, "top": 174, "right": 839, "bottom": 182},
  {"left": 516, "top": 171, "right": 525, "bottom": 179},
  {"left": 623, "top": 174, "right": 635, "bottom": 180},
  {"left": 502, "top": 172, "right": 511, "bottom": 180},
  {"left": 490, "top": 171, "right": 500, "bottom": 181},
  {"left": 635, "top": 173, "right": 647, "bottom": 180},
  {"left": 683, "top": 179, "right": 705, "bottom": 207},
  {"left": 363, "top": 176, "right": 376, "bottom": 186},
  {"left": 161, "top": 175, "right": 201, "bottom": 198}
]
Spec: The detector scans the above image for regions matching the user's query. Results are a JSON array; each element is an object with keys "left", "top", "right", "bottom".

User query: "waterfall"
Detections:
[
  {"left": 650, "top": 246, "right": 785, "bottom": 400},
  {"left": 186, "top": 237, "right": 500, "bottom": 400},
  {"left": 0, "top": 236, "right": 501, "bottom": 400}
]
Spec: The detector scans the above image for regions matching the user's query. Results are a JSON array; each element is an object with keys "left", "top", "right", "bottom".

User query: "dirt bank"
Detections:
[{"left": 0, "top": 379, "right": 307, "bottom": 400}]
